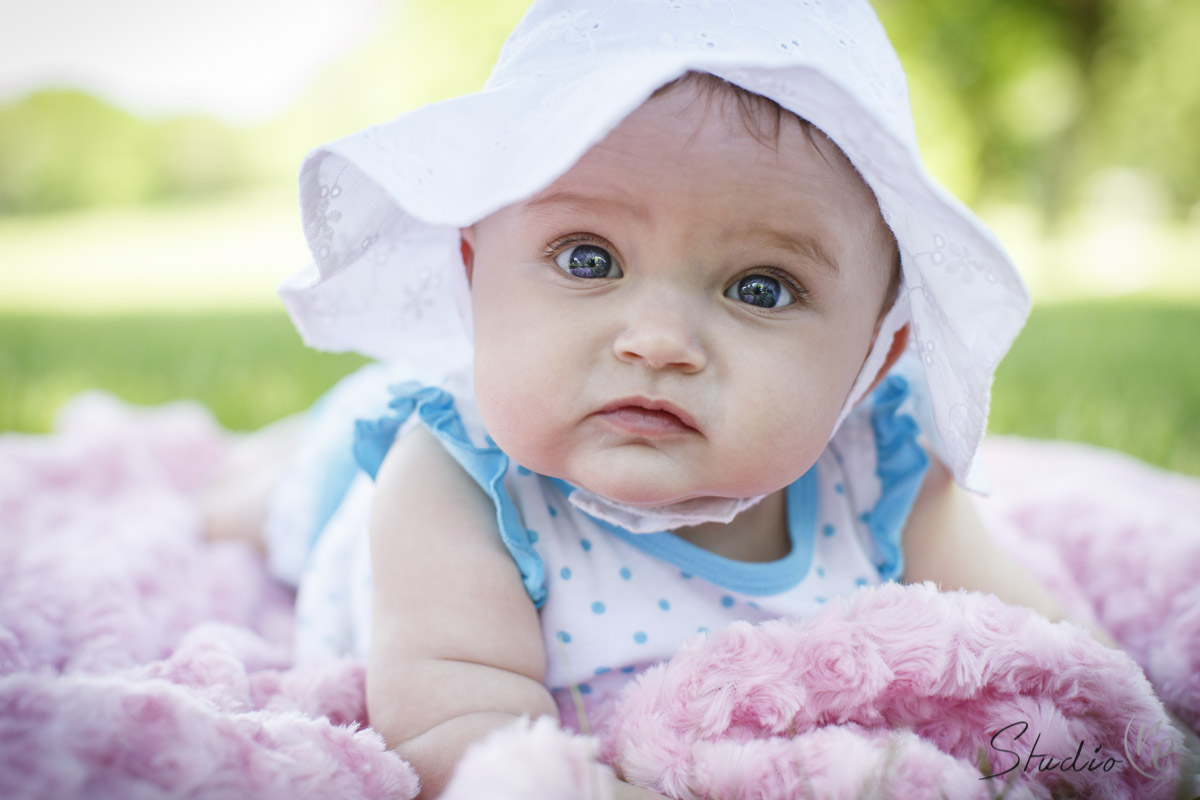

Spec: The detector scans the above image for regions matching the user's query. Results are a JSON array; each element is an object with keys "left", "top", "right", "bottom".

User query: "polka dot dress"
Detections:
[
  {"left": 285, "top": 370, "right": 928, "bottom": 723},
  {"left": 510, "top": 439, "right": 906, "bottom": 716}
]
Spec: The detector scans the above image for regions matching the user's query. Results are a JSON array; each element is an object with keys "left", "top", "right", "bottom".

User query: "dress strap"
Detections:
[
  {"left": 353, "top": 382, "right": 547, "bottom": 607},
  {"left": 866, "top": 374, "right": 930, "bottom": 580}
]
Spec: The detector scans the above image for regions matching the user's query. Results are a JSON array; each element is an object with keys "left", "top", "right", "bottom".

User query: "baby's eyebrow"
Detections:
[
  {"left": 522, "top": 189, "right": 840, "bottom": 276},
  {"left": 752, "top": 228, "right": 841, "bottom": 277},
  {"left": 520, "top": 189, "right": 650, "bottom": 221}
]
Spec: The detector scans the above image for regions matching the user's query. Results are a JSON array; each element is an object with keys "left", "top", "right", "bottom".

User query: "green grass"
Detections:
[
  {"left": 2, "top": 301, "right": 1197, "bottom": 476},
  {"left": 0, "top": 312, "right": 367, "bottom": 433},
  {"left": 989, "top": 299, "right": 1200, "bottom": 476}
]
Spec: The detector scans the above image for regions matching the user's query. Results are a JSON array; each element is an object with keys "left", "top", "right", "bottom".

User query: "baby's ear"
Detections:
[
  {"left": 460, "top": 227, "right": 476, "bottom": 286},
  {"left": 861, "top": 323, "right": 910, "bottom": 398}
]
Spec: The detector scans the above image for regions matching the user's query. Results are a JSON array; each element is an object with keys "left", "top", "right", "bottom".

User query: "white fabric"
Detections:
[
  {"left": 564, "top": 487, "right": 767, "bottom": 535},
  {"left": 279, "top": 0, "right": 1029, "bottom": 493}
]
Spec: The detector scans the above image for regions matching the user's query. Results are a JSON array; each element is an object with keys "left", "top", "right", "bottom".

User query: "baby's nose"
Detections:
[{"left": 611, "top": 293, "right": 707, "bottom": 373}]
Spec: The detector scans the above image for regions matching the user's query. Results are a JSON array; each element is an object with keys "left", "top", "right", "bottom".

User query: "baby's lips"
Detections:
[{"left": 595, "top": 396, "right": 701, "bottom": 434}]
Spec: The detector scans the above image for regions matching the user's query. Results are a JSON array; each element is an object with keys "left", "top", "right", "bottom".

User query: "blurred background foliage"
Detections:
[
  {"left": 1, "top": 0, "right": 1198, "bottom": 476},
  {"left": 0, "top": 0, "right": 530, "bottom": 216},
  {"left": 2, "top": 0, "right": 1198, "bottom": 221},
  {"left": 879, "top": 0, "right": 1200, "bottom": 224},
  {"left": 0, "top": 91, "right": 252, "bottom": 213}
]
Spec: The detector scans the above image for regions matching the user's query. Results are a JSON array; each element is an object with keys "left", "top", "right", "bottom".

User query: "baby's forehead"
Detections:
[{"left": 530, "top": 78, "right": 887, "bottom": 230}]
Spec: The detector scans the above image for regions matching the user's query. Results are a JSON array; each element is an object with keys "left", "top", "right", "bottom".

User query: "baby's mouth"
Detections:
[{"left": 594, "top": 398, "right": 700, "bottom": 437}]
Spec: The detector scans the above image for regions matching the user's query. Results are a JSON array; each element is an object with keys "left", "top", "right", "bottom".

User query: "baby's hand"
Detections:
[
  {"left": 439, "top": 716, "right": 668, "bottom": 800},
  {"left": 440, "top": 716, "right": 612, "bottom": 800}
]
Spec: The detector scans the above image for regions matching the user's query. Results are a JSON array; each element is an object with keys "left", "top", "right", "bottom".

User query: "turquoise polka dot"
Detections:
[
  {"left": 822, "top": 524, "right": 835, "bottom": 538},
  {"left": 658, "top": 599, "right": 670, "bottom": 611},
  {"left": 547, "top": 505, "right": 558, "bottom": 517},
  {"left": 619, "top": 567, "right": 632, "bottom": 580},
  {"left": 680, "top": 571, "right": 693, "bottom": 579},
  {"left": 721, "top": 595, "right": 735, "bottom": 608},
  {"left": 633, "top": 631, "right": 647, "bottom": 644},
  {"left": 621, "top": 666, "right": 636, "bottom": 674},
  {"left": 855, "top": 577, "right": 869, "bottom": 587},
  {"left": 579, "top": 684, "right": 592, "bottom": 695},
  {"left": 747, "top": 601, "right": 760, "bottom": 610},
  {"left": 835, "top": 483, "right": 844, "bottom": 494},
  {"left": 697, "top": 626, "right": 709, "bottom": 634},
  {"left": 581, "top": 539, "right": 592, "bottom": 552},
  {"left": 860, "top": 511, "right": 871, "bottom": 523},
  {"left": 816, "top": 566, "right": 826, "bottom": 578},
  {"left": 516, "top": 465, "right": 532, "bottom": 476},
  {"left": 527, "top": 529, "right": 539, "bottom": 543},
  {"left": 815, "top": 597, "right": 827, "bottom": 604},
  {"left": 557, "top": 631, "right": 572, "bottom": 643},
  {"left": 594, "top": 666, "right": 611, "bottom": 676},
  {"left": 560, "top": 567, "right": 572, "bottom": 580},
  {"left": 592, "top": 601, "right": 606, "bottom": 614}
]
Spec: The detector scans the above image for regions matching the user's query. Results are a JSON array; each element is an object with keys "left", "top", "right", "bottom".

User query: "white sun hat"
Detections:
[{"left": 279, "top": 0, "right": 1029, "bottom": 493}]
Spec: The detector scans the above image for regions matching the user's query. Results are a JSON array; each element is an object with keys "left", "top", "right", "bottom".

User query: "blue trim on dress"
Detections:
[
  {"left": 352, "top": 376, "right": 925, "bottom": 606},
  {"left": 866, "top": 374, "right": 930, "bottom": 581},
  {"left": 548, "top": 469, "right": 817, "bottom": 596},
  {"left": 353, "top": 383, "right": 547, "bottom": 607}
]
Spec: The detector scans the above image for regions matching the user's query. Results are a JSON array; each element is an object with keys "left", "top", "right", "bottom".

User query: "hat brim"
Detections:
[{"left": 280, "top": 50, "right": 1028, "bottom": 489}]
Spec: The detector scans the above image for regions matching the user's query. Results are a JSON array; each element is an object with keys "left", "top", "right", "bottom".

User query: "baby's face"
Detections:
[{"left": 464, "top": 80, "right": 896, "bottom": 507}]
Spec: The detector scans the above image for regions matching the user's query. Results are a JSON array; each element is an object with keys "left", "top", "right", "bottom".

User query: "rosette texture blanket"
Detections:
[{"left": 1, "top": 394, "right": 1197, "bottom": 799}]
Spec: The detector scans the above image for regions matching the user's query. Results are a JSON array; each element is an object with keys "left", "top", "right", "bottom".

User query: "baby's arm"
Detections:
[
  {"left": 368, "top": 426, "right": 664, "bottom": 799},
  {"left": 368, "top": 425, "right": 555, "bottom": 795},
  {"left": 901, "top": 458, "right": 1117, "bottom": 647}
]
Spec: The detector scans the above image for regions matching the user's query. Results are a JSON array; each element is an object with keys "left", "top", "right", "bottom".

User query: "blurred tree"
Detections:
[
  {"left": 1091, "top": 0, "right": 1200, "bottom": 218},
  {"left": 0, "top": 90, "right": 251, "bottom": 214},
  {"left": 2, "top": 0, "right": 1197, "bottom": 221},
  {"left": 244, "top": 0, "right": 531, "bottom": 181},
  {"left": 876, "top": 0, "right": 1200, "bottom": 223},
  {"left": 0, "top": 91, "right": 158, "bottom": 213}
]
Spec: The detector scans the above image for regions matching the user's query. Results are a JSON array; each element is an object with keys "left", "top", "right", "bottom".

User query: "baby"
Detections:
[{"left": 254, "top": 1, "right": 1087, "bottom": 797}]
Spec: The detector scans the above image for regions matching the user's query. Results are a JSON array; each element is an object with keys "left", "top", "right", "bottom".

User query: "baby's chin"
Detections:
[
  {"left": 568, "top": 472, "right": 757, "bottom": 509},
  {"left": 515, "top": 444, "right": 788, "bottom": 507}
]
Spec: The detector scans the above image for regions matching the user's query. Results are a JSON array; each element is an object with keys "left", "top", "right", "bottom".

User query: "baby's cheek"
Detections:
[
  {"left": 473, "top": 344, "right": 555, "bottom": 463},
  {"left": 729, "top": 381, "right": 835, "bottom": 482},
  {"left": 473, "top": 347, "right": 519, "bottom": 437}
]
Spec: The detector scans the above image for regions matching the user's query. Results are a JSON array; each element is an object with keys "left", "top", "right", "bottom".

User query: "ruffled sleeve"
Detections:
[
  {"left": 353, "top": 383, "right": 547, "bottom": 607},
  {"left": 866, "top": 374, "right": 930, "bottom": 581}
]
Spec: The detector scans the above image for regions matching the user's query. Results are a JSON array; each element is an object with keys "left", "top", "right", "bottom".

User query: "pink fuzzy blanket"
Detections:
[{"left": 2, "top": 394, "right": 1197, "bottom": 799}]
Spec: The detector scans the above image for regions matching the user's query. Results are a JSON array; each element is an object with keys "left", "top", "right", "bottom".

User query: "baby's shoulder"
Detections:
[
  {"left": 373, "top": 421, "right": 496, "bottom": 539},
  {"left": 368, "top": 372, "right": 494, "bottom": 512},
  {"left": 360, "top": 374, "right": 549, "bottom": 606},
  {"left": 820, "top": 372, "right": 930, "bottom": 580},
  {"left": 827, "top": 372, "right": 926, "bottom": 483},
  {"left": 352, "top": 367, "right": 485, "bottom": 474}
]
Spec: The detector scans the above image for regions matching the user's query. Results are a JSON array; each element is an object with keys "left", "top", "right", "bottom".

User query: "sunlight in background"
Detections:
[
  {"left": 0, "top": 0, "right": 1198, "bottom": 311},
  {"left": 0, "top": 0, "right": 386, "bottom": 123},
  {"left": 0, "top": 0, "right": 530, "bottom": 310},
  {"left": 2, "top": 0, "right": 1197, "bottom": 474}
]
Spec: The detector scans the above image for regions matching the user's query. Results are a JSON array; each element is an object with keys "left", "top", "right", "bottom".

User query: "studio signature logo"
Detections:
[
  {"left": 980, "top": 718, "right": 1196, "bottom": 797},
  {"left": 983, "top": 721, "right": 1121, "bottom": 779},
  {"left": 1122, "top": 718, "right": 1174, "bottom": 781}
]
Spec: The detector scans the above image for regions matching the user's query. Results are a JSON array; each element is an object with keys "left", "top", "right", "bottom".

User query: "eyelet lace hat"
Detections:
[{"left": 279, "top": 0, "right": 1029, "bottom": 494}]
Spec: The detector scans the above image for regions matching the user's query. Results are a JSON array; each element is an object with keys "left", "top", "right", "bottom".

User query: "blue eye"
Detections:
[
  {"left": 554, "top": 243, "right": 621, "bottom": 279},
  {"left": 727, "top": 274, "right": 794, "bottom": 308}
]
